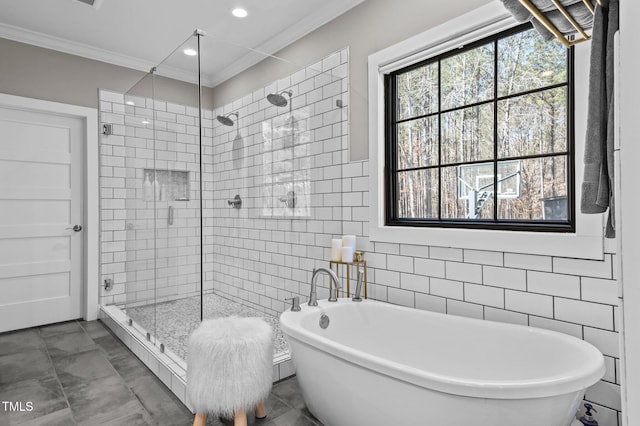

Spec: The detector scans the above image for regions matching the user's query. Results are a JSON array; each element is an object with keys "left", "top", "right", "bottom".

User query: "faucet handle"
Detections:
[{"left": 285, "top": 297, "right": 301, "bottom": 312}]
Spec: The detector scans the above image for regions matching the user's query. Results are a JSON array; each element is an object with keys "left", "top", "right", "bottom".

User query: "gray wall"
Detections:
[
  {"left": 0, "top": 37, "right": 213, "bottom": 109},
  {"left": 210, "top": 0, "right": 492, "bottom": 160}
]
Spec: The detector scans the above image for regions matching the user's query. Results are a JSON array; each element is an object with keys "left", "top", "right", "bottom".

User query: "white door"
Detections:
[{"left": 0, "top": 105, "right": 84, "bottom": 333}]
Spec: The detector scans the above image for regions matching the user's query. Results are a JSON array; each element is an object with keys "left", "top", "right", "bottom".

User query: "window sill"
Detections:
[{"left": 369, "top": 223, "right": 603, "bottom": 259}]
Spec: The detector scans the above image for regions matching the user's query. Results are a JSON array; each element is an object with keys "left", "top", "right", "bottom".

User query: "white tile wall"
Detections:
[
  {"left": 400, "top": 273, "right": 429, "bottom": 293},
  {"left": 347, "top": 159, "right": 620, "bottom": 425},
  {"left": 463, "top": 283, "right": 504, "bottom": 308},
  {"left": 554, "top": 298, "right": 615, "bottom": 330},
  {"left": 463, "top": 249, "right": 503, "bottom": 266},
  {"left": 483, "top": 266, "right": 527, "bottom": 291},
  {"left": 445, "top": 261, "right": 482, "bottom": 284},
  {"left": 414, "top": 292, "right": 445, "bottom": 313},
  {"left": 430, "top": 278, "right": 464, "bottom": 300},
  {"left": 505, "top": 290, "right": 554, "bottom": 317},
  {"left": 206, "top": 49, "right": 350, "bottom": 315},
  {"left": 582, "top": 277, "right": 619, "bottom": 306},
  {"left": 584, "top": 327, "right": 620, "bottom": 358},
  {"left": 504, "top": 252, "right": 553, "bottom": 272},
  {"left": 414, "top": 258, "right": 446, "bottom": 278},
  {"left": 528, "top": 271, "right": 581, "bottom": 298},
  {"left": 484, "top": 307, "right": 528, "bottom": 325},
  {"left": 447, "top": 299, "right": 484, "bottom": 319}
]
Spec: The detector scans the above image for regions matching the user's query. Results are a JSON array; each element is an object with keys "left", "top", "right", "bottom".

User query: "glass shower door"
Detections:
[
  {"left": 151, "top": 33, "right": 203, "bottom": 360},
  {"left": 122, "top": 32, "right": 204, "bottom": 360},
  {"left": 123, "top": 72, "right": 158, "bottom": 342}
]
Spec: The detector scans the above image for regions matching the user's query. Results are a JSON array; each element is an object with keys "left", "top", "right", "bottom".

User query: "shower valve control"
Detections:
[
  {"left": 104, "top": 278, "right": 113, "bottom": 291},
  {"left": 227, "top": 194, "right": 242, "bottom": 209}
]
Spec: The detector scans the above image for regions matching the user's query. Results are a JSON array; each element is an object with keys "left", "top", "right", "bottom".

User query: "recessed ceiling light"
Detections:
[
  {"left": 232, "top": 7, "right": 248, "bottom": 18},
  {"left": 183, "top": 48, "right": 198, "bottom": 56}
]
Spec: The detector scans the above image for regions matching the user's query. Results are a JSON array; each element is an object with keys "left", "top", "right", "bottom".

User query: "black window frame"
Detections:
[{"left": 384, "top": 23, "right": 575, "bottom": 233}]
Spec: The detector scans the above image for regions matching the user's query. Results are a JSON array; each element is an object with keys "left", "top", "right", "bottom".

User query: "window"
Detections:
[{"left": 385, "top": 24, "right": 574, "bottom": 232}]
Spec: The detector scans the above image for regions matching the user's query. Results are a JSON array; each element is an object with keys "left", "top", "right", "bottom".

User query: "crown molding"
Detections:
[
  {"left": 0, "top": 22, "right": 216, "bottom": 87},
  {"left": 0, "top": 0, "right": 364, "bottom": 88},
  {"left": 209, "top": 0, "right": 366, "bottom": 86},
  {"left": 0, "top": 23, "right": 152, "bottom": 74}
]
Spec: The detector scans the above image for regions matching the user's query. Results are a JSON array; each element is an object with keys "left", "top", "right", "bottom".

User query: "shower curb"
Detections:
[{"left": 99, "top": 305, "right": 295, "bottom": 412}]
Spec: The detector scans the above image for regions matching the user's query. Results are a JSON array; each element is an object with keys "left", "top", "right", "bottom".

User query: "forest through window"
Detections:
[{"left": 385, "top": 24, "right": 573, "bottom": 231}]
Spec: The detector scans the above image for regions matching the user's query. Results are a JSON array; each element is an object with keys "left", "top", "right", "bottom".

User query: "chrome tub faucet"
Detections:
[{"left": 309, "top": 267, "right": 341, "bottom": 306}]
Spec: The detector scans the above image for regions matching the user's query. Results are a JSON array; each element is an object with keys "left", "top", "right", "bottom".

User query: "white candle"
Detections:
[
  {"left": 331, "top": 239, "right": 343, "bottom": 261},
  {"left": 342, "top": 235, "right": 356, "bottom": 250},
  {"left": 341, "top": 246, "right": 354, "bottom": 263}
]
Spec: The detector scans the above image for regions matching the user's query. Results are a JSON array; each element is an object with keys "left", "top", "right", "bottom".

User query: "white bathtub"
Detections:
[{"left": 280, "top": 298, "right": 604, "bottom": 426}]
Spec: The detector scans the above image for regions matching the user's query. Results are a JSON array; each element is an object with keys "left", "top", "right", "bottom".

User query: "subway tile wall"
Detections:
[
  {"left": 206, "top": 48, "right": 350, "bottom": 315},
  {"left": 346, "top": 160, "right": 621, "bottom": 426},
  {"left": 99, "top": 45, "right": 620, "bottom": 425}
]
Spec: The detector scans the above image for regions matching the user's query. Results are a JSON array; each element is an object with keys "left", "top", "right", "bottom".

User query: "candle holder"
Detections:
[{"left": 328, "top": 259, "right": 367, "bottom": 299}]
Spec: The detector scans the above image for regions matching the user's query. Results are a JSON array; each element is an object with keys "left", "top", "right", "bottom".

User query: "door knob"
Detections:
[{"left": 67, "top": 225, "right": 83, "bottom": 232}]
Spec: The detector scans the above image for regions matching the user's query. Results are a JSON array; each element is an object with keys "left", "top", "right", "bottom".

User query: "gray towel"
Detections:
[
  {"left": 534, "top": 3, "right": 594, "bottom": 40},
  {"left": 581, "top": 0, "right": 618, "bottom": 238},
  {"left": 500, "top": 0, "right": 595, "bottom": 40}
]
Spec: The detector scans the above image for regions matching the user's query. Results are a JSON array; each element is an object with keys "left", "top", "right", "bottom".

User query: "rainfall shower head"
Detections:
[
  {"left": 216, "top": 112, "right": 239, "bottom": 126},
  {"left": 267, "top": 90, "right": 292, "bottom": 107}
]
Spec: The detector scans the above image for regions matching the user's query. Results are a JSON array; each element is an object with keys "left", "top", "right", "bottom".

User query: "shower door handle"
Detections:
[{"left": 168, "top": 206, "right": 174, "bottom": 226}]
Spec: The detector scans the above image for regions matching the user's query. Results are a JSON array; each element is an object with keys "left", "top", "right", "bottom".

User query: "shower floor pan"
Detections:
[{"left": 126, "top": 292, "right": 289, "bottom": 361}]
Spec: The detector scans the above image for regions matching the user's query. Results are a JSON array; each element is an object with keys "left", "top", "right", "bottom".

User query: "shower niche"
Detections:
[{"left": 142, "top": 169, "right": 190, "bottom": 202}]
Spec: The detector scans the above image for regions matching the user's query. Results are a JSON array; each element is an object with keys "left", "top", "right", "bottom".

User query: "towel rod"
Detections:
[
  {"left": 518, "top": 0, "right": 601, "bottom": 48},
  {"left": 583, "top": 0, "right": 595, "bottom": 14},
  {"left": 584, "top": 0, "right": 607, "bottom": 14}
]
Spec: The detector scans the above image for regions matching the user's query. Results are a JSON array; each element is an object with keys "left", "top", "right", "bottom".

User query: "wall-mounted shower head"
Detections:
[
  {"left": 267, "top": 90, "right": 292, "bottom": 107},
  {"left": 216, "top": 112, "right": 239, "bottom": 126}
]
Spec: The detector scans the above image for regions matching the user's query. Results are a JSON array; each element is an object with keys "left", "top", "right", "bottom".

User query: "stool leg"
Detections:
[
  {"left": 234, "top": 409, "right": 247, "bottom": 426},
  {"left": 193, "top": 413, "right": 208, "bottom": 426},
  {"left": 255, "top": 401, "right": 267, "bottom": 419}
]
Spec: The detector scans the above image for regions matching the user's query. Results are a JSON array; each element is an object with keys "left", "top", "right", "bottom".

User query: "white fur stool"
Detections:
[{"left": 187, "top": 316, "right": 274, "bottom": 426}]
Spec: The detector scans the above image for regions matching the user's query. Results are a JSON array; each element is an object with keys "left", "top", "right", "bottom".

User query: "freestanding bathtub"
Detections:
[{"left": 280, "top": 298, "right": 604, "bottom": 426}]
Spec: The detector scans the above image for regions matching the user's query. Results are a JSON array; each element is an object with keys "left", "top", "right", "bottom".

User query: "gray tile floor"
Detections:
[{"left": 0, "top": 320, "right": 321, "bottom": 426}]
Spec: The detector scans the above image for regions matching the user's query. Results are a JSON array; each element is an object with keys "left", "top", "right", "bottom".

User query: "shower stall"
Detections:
[{"left": 98, "top": 30, "right": 350, "bottom": 401}]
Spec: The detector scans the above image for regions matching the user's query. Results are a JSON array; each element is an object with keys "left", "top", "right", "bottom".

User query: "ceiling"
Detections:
[{"left": 0, "top": 0, "right": 365, "bottom": 87}]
